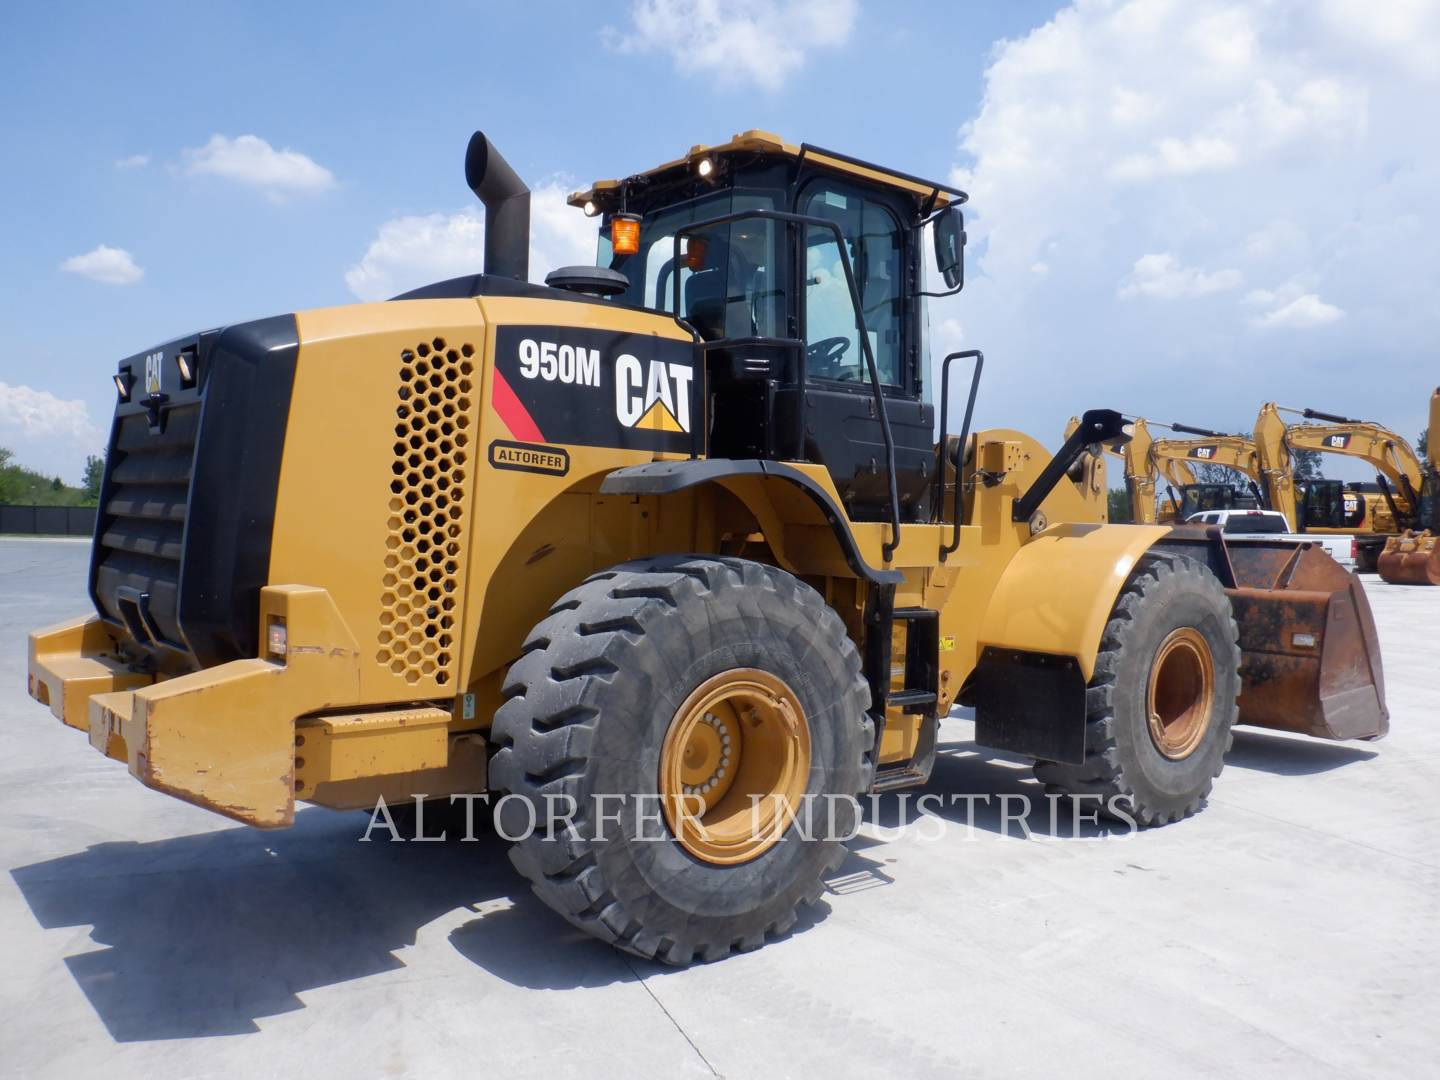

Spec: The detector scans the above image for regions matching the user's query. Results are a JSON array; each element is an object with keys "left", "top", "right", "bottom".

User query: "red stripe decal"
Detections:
[{"left": 490, "top": 368, "right": 544, "bottom": 442}]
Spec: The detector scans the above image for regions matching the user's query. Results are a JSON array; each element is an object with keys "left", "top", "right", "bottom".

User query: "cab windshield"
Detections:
[{"left": 600, "top": 191, "right": 785, "bottom": 341}]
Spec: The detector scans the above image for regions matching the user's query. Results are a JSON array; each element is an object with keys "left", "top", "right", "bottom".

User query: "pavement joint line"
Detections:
[
  {"left": 623, "top": 956, "right": 720, "bottom": 1077},
  {"left": 1213, "top": 799, "right": 1440, "bottom": 872}
]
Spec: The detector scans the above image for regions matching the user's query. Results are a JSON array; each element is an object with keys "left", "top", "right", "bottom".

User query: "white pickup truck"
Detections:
[{"left": 1185, "top": 509, "right": 1358, "bottom": 570}]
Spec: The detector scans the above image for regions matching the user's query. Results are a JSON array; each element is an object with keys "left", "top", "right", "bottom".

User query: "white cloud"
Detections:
[
  {"left": 529, "top": 181, "right": 605, "bottom": 277},
  {"left": 608, "top": 0, "right": 857, "bottom": 92},
  {"left": 345, "top": 182, "right": 596, "bottom": 302},
  {"left": 0, "top": 383, "right": 105, "bottom": 485},
  {"left": 60, "top": 244, "right": 144, "bottom": 285},
  {"left": 345, "top": 210, "right": 484, "bottom": 302},
  {"left": 1249, "top": 290, "right": 1345, "bottom": 329},
  {"left": 1118, "top": 253, "right": 1242, "bottom": 299},
  {"left": 942, "top": 0, "right": 1440, "bottom": 444},
  {"left": 0, "top": 383, "right": 102, "bottom": 446},
  {"left": 114, "top": 153, "right": 149, "bottom": 169},
  {"left": 1244, "top": 218, "right": 1306, "bottom": 259},
  {"left": 1110, "top": 134, "right": 1239, "bottom": 182},
  {"left": 182, "top": 134, "right": 336, "bottom": 199}
]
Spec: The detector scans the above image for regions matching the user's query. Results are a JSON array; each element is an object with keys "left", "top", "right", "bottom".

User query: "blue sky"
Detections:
[{"left": 3, "top": 0, "right": 1436, "bottom": 484}]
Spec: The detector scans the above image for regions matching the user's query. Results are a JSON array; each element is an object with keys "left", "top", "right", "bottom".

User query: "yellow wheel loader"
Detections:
[
  {"left": 1377, "top": 388, "right": 1440, "bottom": 585},
  {"left": 26, "top": 130, "right": 1389, "bottom": 964}
]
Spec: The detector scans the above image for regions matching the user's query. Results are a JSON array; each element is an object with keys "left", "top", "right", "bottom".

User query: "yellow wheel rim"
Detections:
[
  {"left": 1146, "top": 627, "right": 1215, "bottom": 760},
  {"left": 659, "top": 668, "right": 811, "bottom": 865}
]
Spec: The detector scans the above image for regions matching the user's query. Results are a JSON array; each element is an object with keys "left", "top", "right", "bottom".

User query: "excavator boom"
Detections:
[{"left": 1105, "top": 418, "right": 1261, "bottom": 524}]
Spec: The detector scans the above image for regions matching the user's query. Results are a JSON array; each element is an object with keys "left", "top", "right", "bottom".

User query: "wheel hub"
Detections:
[
  {"left": 659, "top": 669, "right": 811, "bottom": 865},
  {"left": 1146, "top": 627, "right": 1215, "bottom": 760}
]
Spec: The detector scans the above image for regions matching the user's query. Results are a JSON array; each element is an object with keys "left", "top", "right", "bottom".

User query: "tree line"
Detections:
[{"left": 0, "top": 448, "right": 104, "bottom": 506}]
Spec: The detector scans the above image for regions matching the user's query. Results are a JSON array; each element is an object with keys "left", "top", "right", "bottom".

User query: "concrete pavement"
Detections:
[{"left": 1, "top": 538, "right": 1436, "bottom": 1078}]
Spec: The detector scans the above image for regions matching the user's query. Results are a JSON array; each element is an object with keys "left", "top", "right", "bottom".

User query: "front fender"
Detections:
[{"left": 977, "top": 522, "right": 1170, "bottom": 681}]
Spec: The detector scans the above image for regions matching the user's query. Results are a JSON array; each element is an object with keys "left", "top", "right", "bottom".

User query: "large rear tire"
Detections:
[
  {"left": 1036, "top": 551, "right": 1240, "bottom": 826},
  {"left": 489, "top": 555, "right": 874, "bottom": 964}
]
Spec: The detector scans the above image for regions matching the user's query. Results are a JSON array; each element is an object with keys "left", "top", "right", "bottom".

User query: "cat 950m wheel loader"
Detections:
[{"left": 27, "top": 130, "right": 1388, "bottom": 964}]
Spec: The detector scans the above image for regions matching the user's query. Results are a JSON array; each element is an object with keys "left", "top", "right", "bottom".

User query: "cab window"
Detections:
[
  {"left": 601, "top": 191, "right": 784, "bottom": 341},
  {"left": 801, "top": 186, "right": 904, "bottom": 387}
]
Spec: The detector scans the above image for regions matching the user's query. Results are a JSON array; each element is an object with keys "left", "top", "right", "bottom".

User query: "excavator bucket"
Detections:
[
  {"left": 1377, "top": 531, "right": 1440, "bottom": 585},
  {"left": 1219, "top": 538, "right": 1388, "bottom": 741}
]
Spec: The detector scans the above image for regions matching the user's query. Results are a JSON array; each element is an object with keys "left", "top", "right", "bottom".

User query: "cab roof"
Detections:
[{"left": 567, "top": 129, "right": 967, "bottom": 213}]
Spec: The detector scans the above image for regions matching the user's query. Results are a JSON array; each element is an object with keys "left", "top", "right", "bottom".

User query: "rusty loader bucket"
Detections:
[
  {"left": 1378, "top": 531, "right": 1440, "bottom": 586},
  {"left": 1222, "top": 540, "right": 1388, "bottom": 741}
]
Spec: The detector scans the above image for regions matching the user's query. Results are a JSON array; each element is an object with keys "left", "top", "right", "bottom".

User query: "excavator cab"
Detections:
[
  {"left": 1177, "top": 483, "right": 1257, "bottom": 519},
  {"left": 1298, "top": 479, "right": 1348, "bottom": 530}
]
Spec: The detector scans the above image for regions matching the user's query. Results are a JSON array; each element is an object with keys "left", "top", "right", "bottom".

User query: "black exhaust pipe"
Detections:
[{"left": 464, "top": 131, "right": 530, "bottom": 282}]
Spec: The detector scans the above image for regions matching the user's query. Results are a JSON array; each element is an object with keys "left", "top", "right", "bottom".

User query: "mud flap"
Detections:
[{"left": 974, "top": 648, "right": 1087, "bottom": 764}]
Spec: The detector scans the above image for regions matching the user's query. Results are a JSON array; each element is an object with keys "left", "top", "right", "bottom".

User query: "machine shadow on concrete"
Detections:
[
  {"left": 10, "top": 808, "right": 539, "bottom": 1041},
  {"left": 1227, "top": 728, "right": 1380, "bottom": 775},
  {"left": 10, "top": 718, "right": 1380, "bottom": 1042}
]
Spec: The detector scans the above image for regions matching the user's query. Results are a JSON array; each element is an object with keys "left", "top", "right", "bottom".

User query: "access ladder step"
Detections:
[{"left": 888, "top": 689, "right": 938, "bottom": 710}]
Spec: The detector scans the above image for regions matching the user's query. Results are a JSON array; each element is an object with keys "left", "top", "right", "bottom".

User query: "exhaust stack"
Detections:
[{"left": 465, "top": 131, "right": 530, "bottom": 282}]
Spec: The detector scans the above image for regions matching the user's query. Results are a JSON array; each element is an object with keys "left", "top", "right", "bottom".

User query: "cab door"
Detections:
[{"left": 785, "top": 181, "right": 933, "bottom": 523}]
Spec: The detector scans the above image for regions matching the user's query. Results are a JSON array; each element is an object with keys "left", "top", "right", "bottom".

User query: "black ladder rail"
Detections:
[{"left": 934, "top": 349, "right": 984, "bottom": 560}]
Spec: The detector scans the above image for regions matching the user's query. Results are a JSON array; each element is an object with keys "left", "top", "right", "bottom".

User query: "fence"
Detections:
[{"left": 0, "top": 505, "right": 97, "bottom": 537}]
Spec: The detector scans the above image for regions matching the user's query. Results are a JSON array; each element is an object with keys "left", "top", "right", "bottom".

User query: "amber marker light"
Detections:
[
  {"left": 685, "top": 236, "right": 708, "bottom": 271},
  {"left": 611, "top": 213, "right": 642, "bottom": 256}
]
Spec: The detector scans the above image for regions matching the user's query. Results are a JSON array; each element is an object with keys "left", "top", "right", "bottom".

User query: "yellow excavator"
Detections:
[
  {"left": 1254, "top": 403, "right": 1425, "bottom": 572},
  {"left": 1378, "top": 388, "right": 1440, "bottom": 585},
  {"left": 1106, "top": 417, "right": 1261, "bottom": 525}
]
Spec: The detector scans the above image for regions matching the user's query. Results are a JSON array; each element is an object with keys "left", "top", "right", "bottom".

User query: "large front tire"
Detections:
[
  {"left": 1036, "top": 551, "right": 1240, "bottom": 826},
  {"left": 489, "top": 555, "right": 874, "bottom": 964}
]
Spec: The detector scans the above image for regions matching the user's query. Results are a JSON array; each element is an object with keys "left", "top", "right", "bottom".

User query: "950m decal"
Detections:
[
  {"left": 491, "top": 325, "right": 697, "bottom": 453},
  {"left": 488, "top": 439, "right": 570, "bottom": 476}
]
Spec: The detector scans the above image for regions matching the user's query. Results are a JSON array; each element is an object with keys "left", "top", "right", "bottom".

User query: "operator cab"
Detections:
[
  {"left": 1176, "top": 483, "right": 1259, "bottom": 519},
  {"left": 1297, "top": 479, "right": 1352, "bottom": 530},
  {"left": 569, "top": 131, "right": 966, "bottom": 527}
]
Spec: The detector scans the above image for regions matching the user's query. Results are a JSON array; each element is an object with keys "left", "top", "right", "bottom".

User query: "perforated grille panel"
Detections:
[{"left": 378, "top": 337, "right": 475, "bottom": 684}]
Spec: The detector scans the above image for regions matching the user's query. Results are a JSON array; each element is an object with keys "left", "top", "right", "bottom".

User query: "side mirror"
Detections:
[{"left": 933, "top": 205, "right": 965, "bottom": 290}]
